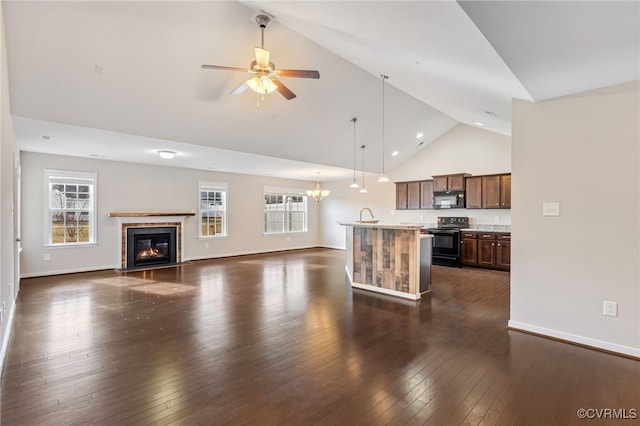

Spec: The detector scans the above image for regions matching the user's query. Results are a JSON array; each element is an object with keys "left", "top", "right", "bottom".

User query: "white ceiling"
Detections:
[{"left": 4, "top": 1, "right": 639, "bottom": 181}]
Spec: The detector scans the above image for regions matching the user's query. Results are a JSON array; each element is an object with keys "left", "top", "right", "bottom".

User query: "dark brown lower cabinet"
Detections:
[
  {"left": 461, "top": 231, "right": 510, "bottom": 271},
  {"left": 496, "top": 239, "right": 511, "bottom": 270},
  {"left": 461, "top": 232, "right": 477, "bottom": 266}
]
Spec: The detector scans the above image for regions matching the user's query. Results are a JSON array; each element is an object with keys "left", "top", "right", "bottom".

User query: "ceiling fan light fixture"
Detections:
[{"left": 247, "top": 75, "right": 277, "bottom": 95}]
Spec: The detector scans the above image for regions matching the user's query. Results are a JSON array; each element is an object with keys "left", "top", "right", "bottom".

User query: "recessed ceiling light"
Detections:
[
  {"left": 157, "top": 150, "right": 176, "bottom": 159},
  {"left": 475, "top": 122, "right": 484, "bottom": 126},
  {"left": 416, "top": 132, "right": 424, "bottom": 138},
  {"left": 392, "top": 151, "right": 399, "bottom": 156}
]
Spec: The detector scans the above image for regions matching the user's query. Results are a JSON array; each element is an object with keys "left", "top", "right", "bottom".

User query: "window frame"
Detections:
[
  {"left": 199, "top": 181, "right": 228, "bottom": 239},
  {"left": 263, "top": 186, "right": 308, "bottom": 235},
  {"left": 44, "top": 169, "right": 97, "bottom": 247}
]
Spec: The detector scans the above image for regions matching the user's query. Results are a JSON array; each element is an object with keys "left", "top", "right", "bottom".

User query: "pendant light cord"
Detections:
[
  {"left": 352, "top": 117, "right": 357, "bottom": 181},
  {"left": 381, "top": 74, "right": 389, "bottom": 176}
]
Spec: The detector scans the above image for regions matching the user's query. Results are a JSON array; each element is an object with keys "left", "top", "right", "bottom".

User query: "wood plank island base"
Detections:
[{"left": 338, "top": 222, "right": 432, "bottom": 300}]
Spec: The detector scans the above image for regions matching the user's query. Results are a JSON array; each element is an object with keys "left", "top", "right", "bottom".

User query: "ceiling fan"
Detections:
[{"left": 201, "top": 14, "right": 320, "bottom": 102}]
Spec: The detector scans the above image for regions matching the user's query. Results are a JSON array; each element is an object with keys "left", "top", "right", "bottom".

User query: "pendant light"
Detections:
[
  {"left": 359, "top": 145, "right": 367, "bottom": 193},
  {"left": 306, "top": 172, "right": 330, "bottom": 202},
  {"left": 378, "top": 74, "right": 390, "bottom": 183},
  {"left": 350, "top": 117, "right": 359, "bottom": 188}
]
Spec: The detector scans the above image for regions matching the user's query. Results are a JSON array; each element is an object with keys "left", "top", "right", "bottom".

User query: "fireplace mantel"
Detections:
[{"left": 108, "top": 212, "right": 195, "bottom": 217}]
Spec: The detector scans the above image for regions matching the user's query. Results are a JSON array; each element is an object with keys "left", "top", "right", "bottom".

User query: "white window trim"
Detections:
[
  {"left": 263, "top": 185, "right": 308, "bottom": 235},
  {"left": 44, "top": 169, "right": 97, "bottom": 247},
  {"left": 199, "top": 181, "right": 228, "bottom": 238}
]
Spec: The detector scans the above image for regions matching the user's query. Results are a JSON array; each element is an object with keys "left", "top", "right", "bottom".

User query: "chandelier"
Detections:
[{"left": 307, "top": 172, "right": 330, "bottom": 202}]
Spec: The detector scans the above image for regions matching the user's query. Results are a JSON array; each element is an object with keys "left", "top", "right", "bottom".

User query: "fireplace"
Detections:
[
  {"left": 126, "top": 226, "right": 177, "bottom": 269},
  {"left": 109, "top": 212, "right": 194, "bottom": 270}
]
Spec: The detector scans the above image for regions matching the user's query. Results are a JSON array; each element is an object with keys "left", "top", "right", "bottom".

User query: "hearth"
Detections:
[{"left": 126, "top": 226, "right": 177, "bottom": 269}]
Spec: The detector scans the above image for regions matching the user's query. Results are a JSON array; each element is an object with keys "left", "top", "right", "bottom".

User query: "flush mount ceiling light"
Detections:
[
  {"left": 350, "top": 117, "right": 359, "bottom": 189},
  {"left": 157, "top": 150, "right": 176, "bottom": 160},
  {"left": 306, "top": 172, "right": 330, "bottom": 202},
  {"left": 377, "top": 74, "right": 390, "bottom": 183}
]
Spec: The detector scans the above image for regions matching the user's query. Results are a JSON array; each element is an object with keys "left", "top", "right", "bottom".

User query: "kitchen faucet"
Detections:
[{"left": 359, "top": 207, "right": 375, "bottom": 222}]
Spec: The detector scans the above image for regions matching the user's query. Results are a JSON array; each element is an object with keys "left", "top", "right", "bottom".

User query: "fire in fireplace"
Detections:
[{"left": 126, "top": 226, "right": 177, "bottom": 269}]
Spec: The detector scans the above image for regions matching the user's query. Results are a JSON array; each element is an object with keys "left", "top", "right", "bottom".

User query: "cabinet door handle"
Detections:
[
  {"left": 497, "top": 243, "right": 501, "bottom": 247},
  {"left": 492, "top": 243, "right": 495, "bottom": 246}
]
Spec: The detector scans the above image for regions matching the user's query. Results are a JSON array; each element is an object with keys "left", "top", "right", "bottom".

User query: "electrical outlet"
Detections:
[
  {"left": 205, "top": 242, "right": 209, "bottom": 249},
  {"left": 390, "top": 210, "right": 395, "bottom": 216},
  {"left": 43, "top": 253, "right": 50, "bottom": 261},
  {"left": 494, "top": 215, "right": 500, "bottom": 223},
  {"left": 542, "top": 202, "right": 560, "bottom": 216},
  {"left": 603, "top": 301, "right": 618, "bottom": 317}
]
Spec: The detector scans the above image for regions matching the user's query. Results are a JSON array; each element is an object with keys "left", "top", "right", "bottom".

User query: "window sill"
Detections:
[
  {"left": 198, "top": 235, "right": 227, "bottom": 240},
  {"left": 44, "top": 242, "right": 98, "bottom": 249}
]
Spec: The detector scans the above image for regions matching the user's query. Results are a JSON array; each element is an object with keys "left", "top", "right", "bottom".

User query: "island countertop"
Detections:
[{"left": 336, "top": 221, "right": 425, "bottom": 230}]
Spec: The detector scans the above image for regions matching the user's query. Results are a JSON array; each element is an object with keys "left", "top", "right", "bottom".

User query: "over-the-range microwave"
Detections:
[{"left": 433, "top": 191, "right": 465, "bottom": 209}]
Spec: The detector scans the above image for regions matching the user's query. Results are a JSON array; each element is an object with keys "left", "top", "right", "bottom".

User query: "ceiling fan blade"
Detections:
[
  {"left": 201, "top": 64, "right": 249, "bottom": 72},
  {"left": 229, "top": 81, "right": 249, "bottom": 96},
  {"left": 276, "top": 69, "right": 320, "bottom": 79},
  {"left": 255, "top": 47, "right": 270, "bottom": 68},
  {"left": 273, "top": 78, "right": 296, "bottom": 100}
]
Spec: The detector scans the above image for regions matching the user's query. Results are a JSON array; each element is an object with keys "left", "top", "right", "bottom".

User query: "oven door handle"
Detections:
[{"left": 428, "top": 229, "right": 459, "bottom": 234}]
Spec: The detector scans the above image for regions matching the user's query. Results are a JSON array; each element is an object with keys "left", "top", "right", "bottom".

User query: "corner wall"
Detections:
[
  {"left": 510, "top": 81, "right": 640, "bottom": 357},
  {"left": 0, "top": 0, "right": 19, "bottom": 373}
]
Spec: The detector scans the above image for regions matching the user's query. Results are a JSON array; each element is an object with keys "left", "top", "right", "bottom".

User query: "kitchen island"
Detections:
[{"left": 338, "top": 221, "right": 432, "bottom": 300}]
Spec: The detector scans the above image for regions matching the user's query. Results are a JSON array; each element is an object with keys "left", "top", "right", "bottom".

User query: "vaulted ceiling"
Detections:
[{"left": 4, "top": 1, "right": 639, "bottom": 180}]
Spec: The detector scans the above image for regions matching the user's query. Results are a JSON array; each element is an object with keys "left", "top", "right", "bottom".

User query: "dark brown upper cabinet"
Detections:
[
  {"left": 420, "top": 180, "right": 434, "bottom": 209},
  {"left": 396, "top": 182, "right": 408, "bottom": 210},
  {"left": 465, "top": 176, "right": 482, "bottom": 209},
  {"left": 395, "top": 181, "right": 422, "bottom": 210},
  {"left": 433, "top": 173, "right": 468, "bottom": 192},
  {"left": 407, "top": 181, "right": 421, "bottom": 209},
  {"left": 482, "top": 174, "right": 511, "bottom": 209}
]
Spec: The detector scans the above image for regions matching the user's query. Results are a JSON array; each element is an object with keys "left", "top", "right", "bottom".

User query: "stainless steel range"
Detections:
[{"left": 423, "top": 217, "right": 469, "bottom": 267}]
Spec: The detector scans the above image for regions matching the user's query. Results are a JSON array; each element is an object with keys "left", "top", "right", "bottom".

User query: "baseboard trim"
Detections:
[
  {"left": 21, "top": 264, "right": 118, "bottom": 279},
  {"left": 508, "top": 320, "right": 640, "bottom": 360},
  {"left": 0, "top": 298, "right": 17, "bottom": 378}
]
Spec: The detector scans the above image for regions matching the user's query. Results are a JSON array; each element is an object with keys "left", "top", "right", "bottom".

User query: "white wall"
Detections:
[
  {"left": 20, "top": 152, "right": 321, "bottom": 277},
  {"left": 319, "top": 124, "right": 512, "bottom": 248},
  {"left": 510, "top": 81, "right": 640, "bottom": 357},
  {"left": 0, "top": 1, "right": 19, "bottom": 371}
]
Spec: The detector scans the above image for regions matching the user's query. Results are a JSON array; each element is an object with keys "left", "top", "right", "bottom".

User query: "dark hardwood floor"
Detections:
[{"left": 1, "top": 248, "right": 638, "bottom": 425}]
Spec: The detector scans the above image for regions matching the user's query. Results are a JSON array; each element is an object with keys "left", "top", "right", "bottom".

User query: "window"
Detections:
[
  {"left": 199, "top": 182, "right": 227, "bottom": 237},
  {"left": 46, "top": 170, "right": 96, "bottom": 246},
  {"left": 264, "top": 187, "right": 307, "bottom": 234}
]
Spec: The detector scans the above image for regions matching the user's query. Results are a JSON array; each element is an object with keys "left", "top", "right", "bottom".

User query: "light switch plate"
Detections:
[
  {"left": 542, "top": 202, "right": 560, "bottom": 216},
  {"left": 603, "top": 300, "right": 618, "bottom": 317}
]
